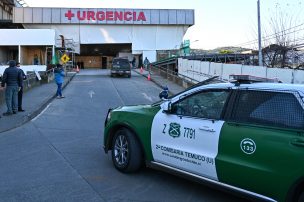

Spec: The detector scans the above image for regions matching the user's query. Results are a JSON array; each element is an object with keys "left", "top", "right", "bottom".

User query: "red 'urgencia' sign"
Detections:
[{"left": 65, "top": 10, "right": 147, "bottom": 21}]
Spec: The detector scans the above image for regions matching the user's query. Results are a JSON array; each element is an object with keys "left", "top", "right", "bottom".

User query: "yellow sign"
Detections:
[{"left": 61, "top": 54, "right": 70, "bottom": 64}]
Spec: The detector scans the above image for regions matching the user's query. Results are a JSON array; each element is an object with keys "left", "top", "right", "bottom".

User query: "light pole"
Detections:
[
  {"left": 190, "top": 40, "right": 199, "bottom": 56},
  {"left": 257, "top": 0, "right": 263, "bottom": 66},
  {"left": 190, "top": 40, "right": 200, "bottom": 48}
]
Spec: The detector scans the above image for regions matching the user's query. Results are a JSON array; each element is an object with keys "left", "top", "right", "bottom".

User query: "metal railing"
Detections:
[
  {"left": 149, "top": 64, "right": 225, "bottom": 90},
  {"left": 0, "top": 68, "right": 76, "bottom": 105},
  {"left": 0, "top": 68, "right": 55, "bottom": 105},
  {"left": 150, "top": 65, "right": 199, "bottom": 88},
  {"left": 22, "top": 68, "right": 54, "bottom": 91}
]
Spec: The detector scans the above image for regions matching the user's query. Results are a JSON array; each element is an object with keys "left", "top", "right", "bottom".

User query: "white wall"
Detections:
[
  {"left": 118, "top": 52, "right": 133, "bottom": 61},
  {"left": 24, "top": 24, "right": 187, "bottom": 51},
  {"left": 178, "top": 58, "right": 304, "bottom": 84},
  {"left": 266, "top": 68, "right": 293, "bottom": 83},
  {"left": 143, "top": 51, "right": 157, "bottom": 63},
  {"left": 193, "top": 60, "right": 201, "bottom": 81},
  {"left": 0, "top": 65, "right": 47, "bottom": 75},
  {"left": 209, "top": 63, "right": 222, "bottom": 78},
  {"left": 242, "top": 65, "right": 267, "bottom": 77},
  {"left": 24, "top": 24, "right": 188, "bottom": 63},
  {"left": 0, "top": 29, "right": 56, "bottom": 46},
  {"left": 294, "top": 70, "right": 304, "bottom": 84}
]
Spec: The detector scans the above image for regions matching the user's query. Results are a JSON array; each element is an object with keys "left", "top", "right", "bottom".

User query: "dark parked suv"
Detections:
[{"left": 111, "top": 58, "right": 131, "bottom": 78}]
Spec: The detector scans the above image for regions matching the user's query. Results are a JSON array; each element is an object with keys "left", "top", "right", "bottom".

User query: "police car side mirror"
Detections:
[{"left": 161, "top": 101, "right": 172, "bottom": 113}]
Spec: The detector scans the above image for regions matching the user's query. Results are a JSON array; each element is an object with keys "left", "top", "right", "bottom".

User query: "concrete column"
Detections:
[
  {"left": 52, "top": 45, "right": 55, "bottom": 63},
  {"left": 18, "top": 45, "right": 21, "bottom": 63}
]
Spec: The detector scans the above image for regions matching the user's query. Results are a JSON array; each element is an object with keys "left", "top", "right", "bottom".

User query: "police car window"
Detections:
[
  {"left": 231, "top": 90, "right": 304, "bottom": 129},
  {"left": 171, "top": 90, "right": 229, "bottom": 119}
]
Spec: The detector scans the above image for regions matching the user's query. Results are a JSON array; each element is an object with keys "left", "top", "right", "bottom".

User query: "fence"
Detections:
[
  {"left": 150, "top": 65, "right": 198, "bottom": 89},
  {"left": 178, "top": 58, "right": 304, "bottom": 84},
  {"left": 0, "top": 68, "right": 55, "bottom": 105}
]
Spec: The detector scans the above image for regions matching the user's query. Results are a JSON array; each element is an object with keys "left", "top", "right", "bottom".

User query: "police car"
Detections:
[{"left": 103, "top": 75, "right": 304, "bottom": 202}]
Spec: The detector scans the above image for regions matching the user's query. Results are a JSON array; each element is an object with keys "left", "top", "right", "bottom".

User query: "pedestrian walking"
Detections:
[
  {"left": 16, "top": 62, "right": 27, "bottom": 112},
  {"left": 54, "top": 64, "right": 65, "bottom": 99},
  {"left": 1, "top": 60, "right": 23, "bottom": 116}
]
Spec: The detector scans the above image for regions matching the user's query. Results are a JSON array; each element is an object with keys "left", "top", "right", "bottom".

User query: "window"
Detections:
[
  {"left": 231, "top": 90, "right": 304, "bottom": 129},
  {"left": 113, "top": 59, "right": 130, "bottom": 67},
  {"left": 171, "top": 90, "right": 230, "bottom": 119}
]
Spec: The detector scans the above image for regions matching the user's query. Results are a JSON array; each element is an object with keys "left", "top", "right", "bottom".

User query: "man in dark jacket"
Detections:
[
  {"left": 1, "top": 60, "right": 23, "bottom": 116},
  {"left": 16, "top": 62, "right": 27, "bottom": 112}
]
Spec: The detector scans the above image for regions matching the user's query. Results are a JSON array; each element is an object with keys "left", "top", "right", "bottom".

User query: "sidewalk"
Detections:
[
  {"left": 0, "top": 72, "right": 76, "bottom": 133},
  {"left": 133, "top": 68, "right": 185, "bottom": 95}
]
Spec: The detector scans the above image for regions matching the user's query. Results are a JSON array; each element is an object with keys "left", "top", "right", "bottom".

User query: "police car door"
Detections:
[{"left": 151, "top": 89, "right": 230, "bottom": 180}]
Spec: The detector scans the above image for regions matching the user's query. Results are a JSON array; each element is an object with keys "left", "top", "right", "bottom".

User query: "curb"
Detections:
[{"left": 0, "top": 73, "right": 76, "bottom": 133}]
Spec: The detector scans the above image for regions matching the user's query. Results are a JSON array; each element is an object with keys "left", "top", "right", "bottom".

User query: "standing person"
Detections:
[
  {"left": 0, "top": 85, "right": 3, "bottom": 118},
  {"left": 16, "top": 62, "right": 27, "bottom": 112},
  {"left": 1, "top": 60, "right": 22, "bottom": 116},
  {"left": 0, "top": 74, "right": 4, "bottom": 118},
  {"left": 131, "top": 57, "right": 136, "bottom": 69},
  {"left": 54, "top": 64, "right": 65, "bottom": 99},
  {"left": 143, "top": 57, "right": 150, "bottom": 69}
]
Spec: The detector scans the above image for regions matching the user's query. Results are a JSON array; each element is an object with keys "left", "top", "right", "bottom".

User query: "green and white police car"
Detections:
[{"left": 103, "top": 75, "right": 304, "bottom": 202}]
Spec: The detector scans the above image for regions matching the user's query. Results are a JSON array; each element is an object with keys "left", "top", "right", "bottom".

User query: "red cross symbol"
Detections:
[{"left": 65, "top": 10, "right": 75, "bottom": 20}]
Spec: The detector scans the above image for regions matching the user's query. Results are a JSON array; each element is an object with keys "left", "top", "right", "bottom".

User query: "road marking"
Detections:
[
  {"left": 88, "top": 90, "right": 95, "bottom": 98},
  {"left": 71, "top": 80, "right": 93, "bottom": 83},
  {"left": 31, "top": 103, "right": 51, "bottom": 122},
  {"left": 142, "top": 93, "right": 153, "bottom": 102},
  {"left": 110, "top": 79, "right": 125, "bottom": 105}
]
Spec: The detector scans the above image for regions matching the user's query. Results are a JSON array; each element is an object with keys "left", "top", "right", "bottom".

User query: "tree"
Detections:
[
  {"left": 262, "top": 1, "right": 304, "bottom": 68},
  {"left": 219, "top": 49, "right": 234, "bottom": 54}
]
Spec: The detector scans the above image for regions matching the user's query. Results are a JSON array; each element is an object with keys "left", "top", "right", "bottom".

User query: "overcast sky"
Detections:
[{"left": 23, "top": 0, "right": 304, "bottom": 50}]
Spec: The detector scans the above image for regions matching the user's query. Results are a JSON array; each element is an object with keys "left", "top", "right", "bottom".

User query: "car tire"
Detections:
[
  {"left": 128, "top": 74, "right": 131, "bottom": 78},
  {"left": 298, "top": 191, "right": 304, "bottom": 202},
  {"left": 111, "top": 128, "right": 143, "bottom": 173},
  {"left": 290, "top": 185, "right": 304, "bottom": 202}
]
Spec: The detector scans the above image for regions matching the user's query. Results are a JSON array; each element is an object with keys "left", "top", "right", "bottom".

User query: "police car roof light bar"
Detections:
[{"left": 229, "top": 75, "right": 281, "bottom": 85}]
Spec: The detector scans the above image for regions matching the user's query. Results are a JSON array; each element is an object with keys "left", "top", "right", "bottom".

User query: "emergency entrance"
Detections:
[
  {"left": 77, "top": 44, "right": 132, "bottom": 69},
  {"left": 13, "top": 7, "right": 194, "bottom": 69}
]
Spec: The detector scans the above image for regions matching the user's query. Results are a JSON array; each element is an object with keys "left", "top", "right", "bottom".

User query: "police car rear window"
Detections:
[
  {"left": 231, "top": 90, "right": 304, "bottom": 129},
  {"left": 113, "top": 59, "right": 129, "bottom": 66}
]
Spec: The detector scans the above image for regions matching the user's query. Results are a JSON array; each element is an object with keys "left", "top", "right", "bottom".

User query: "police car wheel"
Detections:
[
  {"left": 298, "top": 191, "right": 304, "bottom": 202},
  {"left": 111, "top": 128, "right": 143, "bottom": 173}
]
